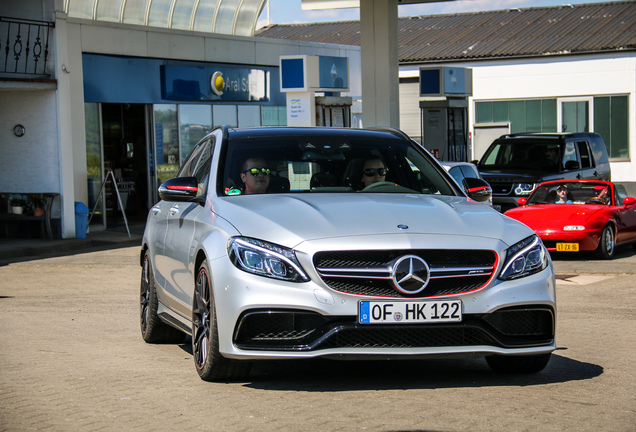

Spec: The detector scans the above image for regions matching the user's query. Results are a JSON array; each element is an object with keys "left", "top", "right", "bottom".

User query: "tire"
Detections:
[
  {"left": 595, "top": 225, "right": 615, "bottom": 260},
  {"left": 192, "top": 260, "right": 251, "bottom": 382},
  {"left": 486, "top": 353, "right": 551, "bottom": 374},
  {"left": 140, "top": 250, "right": 186, "bottom": 344}
]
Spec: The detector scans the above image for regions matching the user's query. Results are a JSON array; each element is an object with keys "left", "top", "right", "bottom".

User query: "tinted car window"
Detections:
[
  {"left": 192, "top": 137, "right": 215, "bottom": 197},
  {"left": 576, "top": 141, "right": 593, "bottom": 168},
  {"left": 481, "top": 142, "right": 566, "bottom": 172},
  {"left": 448, "top": 166, "right": 464, "bottom": 185},
  {"left": 220, "top": 133, "right": 456, "bottom": 196}
]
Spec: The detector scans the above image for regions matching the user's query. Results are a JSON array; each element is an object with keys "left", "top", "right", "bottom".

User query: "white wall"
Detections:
[{"left": 0, "top": 90, "right": 60, "bottom": 193}]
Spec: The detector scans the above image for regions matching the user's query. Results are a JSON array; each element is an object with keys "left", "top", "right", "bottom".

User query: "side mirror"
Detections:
[
  {"left": 517, "top": 198, "right": 527, "bottom": 206},
  {"left": 158, "top": 176, "right": 203, "bottom": 203},
  {"left": 623, "top": 196, "right": 636, "bottom": 206},
  {"left": 463, "top": 177, "right": 492, "bottom": 203},
  {"left": 564, "top": 160, "right": 581, "bottom": 171}
]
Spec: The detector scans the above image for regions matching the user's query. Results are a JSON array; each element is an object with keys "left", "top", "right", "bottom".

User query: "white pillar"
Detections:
[
  {"left": 360, "top": 0, "right": 399, "bottom": 128},
  {"left": 54, "top": 12, "right": 77, "bottom": 238}
]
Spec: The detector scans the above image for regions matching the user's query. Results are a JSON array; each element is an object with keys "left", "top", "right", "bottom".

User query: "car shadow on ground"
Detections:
[
  {"left": 241, "top": 354, "right": 601, "bottom": 391},
  {"left": 178, "top": 342, "right": 602, "bottom": 390}
]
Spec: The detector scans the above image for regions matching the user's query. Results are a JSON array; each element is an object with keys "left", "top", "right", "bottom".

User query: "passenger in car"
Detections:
[
  {"left": 240, "top": 157, "right": 270, "bottom": 194},
  {"left": 360, "top": 157, "right": 388, "bottom": 189},
  {"left": 544, "top": 146, "right": 560, "bottom": 168},
  {"left": 555, "top": 185, "right": 572, "bottom": 204}
]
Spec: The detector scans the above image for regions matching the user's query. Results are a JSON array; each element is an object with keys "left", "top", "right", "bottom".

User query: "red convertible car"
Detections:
[{"left": 504, "top": 180, "right": 636, "bottom": 259}]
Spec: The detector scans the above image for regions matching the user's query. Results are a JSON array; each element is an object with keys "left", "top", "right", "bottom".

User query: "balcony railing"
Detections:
[{"left": 0, "top": 17, "right": 54, "bottom": 77}]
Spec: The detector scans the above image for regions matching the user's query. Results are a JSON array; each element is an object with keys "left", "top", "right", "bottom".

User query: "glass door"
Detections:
[
  {"left": 85, "top": 103, "right": 105, "bottom": 230},
  {"left": 559, "top": 97, "right": 593, "bottom": 133}
]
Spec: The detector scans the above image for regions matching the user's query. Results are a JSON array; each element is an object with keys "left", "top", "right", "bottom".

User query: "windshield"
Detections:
[
  {"left": 480, "top": 141, "right": 562, "bottom": 172},
  {"left": 219, "top": 131, "right": 457, "bottom": 196},
  {"left": 526, "top": 182, "right": 613, "bottom": 206}
]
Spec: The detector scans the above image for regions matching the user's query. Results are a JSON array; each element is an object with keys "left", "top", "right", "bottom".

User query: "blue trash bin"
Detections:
[{"left": 74, "top": 202, "right": 89, "bottom": 239}]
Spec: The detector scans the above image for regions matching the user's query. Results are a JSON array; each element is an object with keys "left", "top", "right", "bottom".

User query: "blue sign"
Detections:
[
  {"left": 280, "top": 55, "right": 349, "bottom": 92},
  {"left": 318, "top": 56, "right": 348, "bottom": 89},
  {"left": 281, "top": 58, "right": 305, "bottom": 90},
  {"left": 444, "top": 67, "right": 467, "bottom": 95},
  {"left": 420, "top": 67, "right": 472, "bottom": 97},
  {"left": 420, "top": 69, "right": 441, "bottom": 96},
  {"left": 161, "top": 65, "right": 268, "bottom": 102},
  {"left": 82, "top": 54, "right": 284, "bottom": 105}
]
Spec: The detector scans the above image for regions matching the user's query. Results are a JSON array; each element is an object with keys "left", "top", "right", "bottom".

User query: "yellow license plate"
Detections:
[{"left": 556, "top": 243, "right": 579, "bottom": 252}]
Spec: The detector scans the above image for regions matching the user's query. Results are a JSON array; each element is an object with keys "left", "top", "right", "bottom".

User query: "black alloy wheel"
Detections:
[
  {"left": 192, "top": 260, "right": 251, "bottom": 382},
  {"left": 140, "top": 250, "right": 185, "bottom": 343}
]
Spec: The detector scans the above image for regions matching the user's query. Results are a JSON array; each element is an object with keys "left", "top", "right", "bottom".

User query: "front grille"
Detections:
[
  {"left": 320, "top": 326, "right": 497, "bottom": 349},
  {"left": 233, "top": 307, "right": 555, "bottom": 351},
  {"left": 483, "top": 307, "right": 555, "bottom": 337},
  {"left": 313, "top": 249, "right": 497, "bottom": 298},
  {"left": 489, "top": 182, "right": 513, "bottom": 195}
]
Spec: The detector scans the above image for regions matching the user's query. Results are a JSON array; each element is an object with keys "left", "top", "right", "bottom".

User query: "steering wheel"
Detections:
[
  {"left": 361, "top": 181, "right": 397, "bottom": 191},
  {"left": 587, "top": 198, "right": 606, "bottom": 205}
]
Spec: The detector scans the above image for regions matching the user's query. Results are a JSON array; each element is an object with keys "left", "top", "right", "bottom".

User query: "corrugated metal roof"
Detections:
[{"left": 255, "top": 1, "right": 636, "bottom": 63}]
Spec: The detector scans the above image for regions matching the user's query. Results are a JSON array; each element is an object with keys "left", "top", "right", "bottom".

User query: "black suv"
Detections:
[{"left": 476, "top": 133, "right": 611, "bottom": 212}]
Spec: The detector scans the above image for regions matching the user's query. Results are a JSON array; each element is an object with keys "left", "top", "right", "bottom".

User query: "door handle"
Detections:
[
  {"left": 169, "top": 204, "right": 179, "bottom": 216},
  {"left": 151, "top": 206, "right": 160, "bottom": 215}
]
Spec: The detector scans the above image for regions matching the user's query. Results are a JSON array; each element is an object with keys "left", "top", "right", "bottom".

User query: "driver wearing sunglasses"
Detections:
[
  {"left": 361, "top": 157, "right": 388, "bottom": 189},
  {"left": 240, "top": 157, "right": 270, "bottom": 194}
]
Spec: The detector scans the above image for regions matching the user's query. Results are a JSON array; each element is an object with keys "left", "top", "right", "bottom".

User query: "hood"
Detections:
[
  {"left": 212, "top": 193, "right": 532, "bottom": 248},
  {"left": 505, "top": 204, "right": 605, "bottom": 230}
]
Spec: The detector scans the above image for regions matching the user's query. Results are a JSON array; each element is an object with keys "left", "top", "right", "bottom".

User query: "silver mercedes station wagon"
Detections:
[{"left": 140, "top": 126, "right": 556, "bottom": 382}]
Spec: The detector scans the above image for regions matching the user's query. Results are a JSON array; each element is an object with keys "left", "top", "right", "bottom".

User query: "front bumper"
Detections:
[
  {"left": 234, "top": 306, "right": 555, "bottom": 352},
  {"left": 210, "top": 249, "right": 556, "bottom": 360},
  {"left": 538, "top": 230, "right": 601, "bottom": 252}
]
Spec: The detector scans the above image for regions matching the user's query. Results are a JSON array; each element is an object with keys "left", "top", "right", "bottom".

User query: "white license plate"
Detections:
[{"left": 359, "top": 300, "right": 462, "bottom": 324}]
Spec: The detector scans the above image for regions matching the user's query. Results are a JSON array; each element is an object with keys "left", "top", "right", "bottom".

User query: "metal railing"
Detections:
[{"left": 0, "top": 17, "right": 54, "bottom": 77}]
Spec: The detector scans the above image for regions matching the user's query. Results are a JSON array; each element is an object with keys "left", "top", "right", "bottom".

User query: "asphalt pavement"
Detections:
[
  {"left": 0, "top": 230, "right": 635, "bottom": 431},
  {"left": 0, "top": 224, "right": 143, "bottom": 263}
]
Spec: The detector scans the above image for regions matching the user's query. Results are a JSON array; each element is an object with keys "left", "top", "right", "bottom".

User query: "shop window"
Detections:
[
  {"left": 213, "top": 105, "right": 238, "bottom": 127},
  {"left": 238, "top": 105, "right": 261, "bottom": 127},
  {"left": 85, "top": 103, "right": 104, "bottom": 227},
  {"left": 179, "top": 105, "right": 213, "bottom": 164},
  {"left": 493, "top": 101, "right": 509, "bottom": 123},
  {"left": 541, "top": 99, "right": 557, "bottom": 132},
  {"left": 475, "top": 102, "right": 492, "bottom": 123},
  {"left": 595, "top": 96, "right": 629, "bottom": 160},
  {"left": 475, "top": 99, "right": 557, "bottom": 134},
  {"left": 261, "top": 106, "right": 287, "bottom": 126},
  {"left": 510, "top": 101, "right": 525, "bottom": 133},
  {"left": 154, "top": 104, "right": 179, "bottom": 185}
]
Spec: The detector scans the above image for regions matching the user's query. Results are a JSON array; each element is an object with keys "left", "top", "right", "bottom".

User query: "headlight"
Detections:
[
  {"left": 499, "top": 235, "right": 549, "bottom": 280},
  {"left": 513, "top": 183, "right": 537, "bottom": 196},
  {"left": 563, "top": 225, "right": 585, "bottom": 231},
  {"left": 227, "top": 237, "right": 309, "bottom": 282}
]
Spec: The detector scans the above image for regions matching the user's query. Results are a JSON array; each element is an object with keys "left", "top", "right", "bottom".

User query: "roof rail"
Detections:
[{"left": 363, "top": 126, "right": 410, "bottom": 140}]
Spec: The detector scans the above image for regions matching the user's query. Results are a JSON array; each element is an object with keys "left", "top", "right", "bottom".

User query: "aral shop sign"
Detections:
[{"left": 161, "top": 64, "right": 269, "bottom": 102}]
